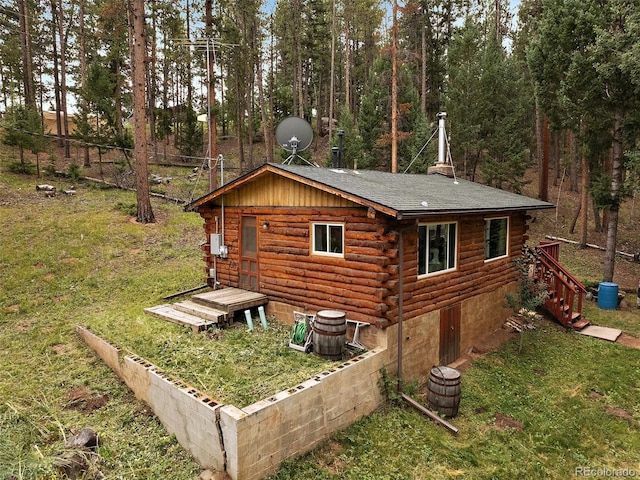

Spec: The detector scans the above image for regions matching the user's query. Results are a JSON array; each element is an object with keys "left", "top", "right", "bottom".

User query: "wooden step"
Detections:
[
  {"left": 172, "top": 300, "right": 227, "bottom": 323},
  {"left": 144, "top": 304, "right": 215, "bottom": 332},
  {"left": 571, "top": 318, "right": 590, "bottom": 331}
]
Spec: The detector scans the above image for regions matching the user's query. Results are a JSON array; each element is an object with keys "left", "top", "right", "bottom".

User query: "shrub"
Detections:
[
  {"left": 505, "top": 248, "right": 549, "bottom": 314},
  {"left": 8, "top": 161, "right": 36, "bottom": 175},
  {"left": 67, "top": 163, "right": 81, "bottom": 182}
]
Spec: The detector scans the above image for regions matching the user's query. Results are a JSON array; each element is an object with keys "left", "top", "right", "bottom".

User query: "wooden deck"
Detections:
[
  {"left": 144, "top": 287, "right": 268, "bottom": 331},
  {"left": 192, "top": 287, "right": 268, "bottom": 315}
]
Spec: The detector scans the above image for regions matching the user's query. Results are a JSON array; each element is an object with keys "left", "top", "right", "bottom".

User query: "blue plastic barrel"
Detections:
[{"left": 597, "top": 282, "right": 619, "bottom": 310}]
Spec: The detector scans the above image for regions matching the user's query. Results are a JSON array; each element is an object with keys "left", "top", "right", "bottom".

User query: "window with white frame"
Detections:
[
  {"left": 418, "top": 222, "right": 457, "bottom": 276},
  {"left": 312, "top": 223, "right": 344, "bottom": 256},
  {"left": 485, "top": 217, "right": 509, "bottom": 260}
]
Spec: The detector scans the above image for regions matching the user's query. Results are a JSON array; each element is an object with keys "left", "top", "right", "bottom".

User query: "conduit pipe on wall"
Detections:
[{"left": 397, "top": 228, "right": 405, "bottom": 393}]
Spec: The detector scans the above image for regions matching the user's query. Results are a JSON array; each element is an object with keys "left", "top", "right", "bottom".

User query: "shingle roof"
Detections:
[{"left": 185, "top": 163, "right": 554, "bottom": 219}]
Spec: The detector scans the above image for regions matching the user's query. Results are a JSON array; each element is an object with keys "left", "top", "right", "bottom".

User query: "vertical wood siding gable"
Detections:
[{"left": 224, "top": 174, "right": 358, "bottom": 208}]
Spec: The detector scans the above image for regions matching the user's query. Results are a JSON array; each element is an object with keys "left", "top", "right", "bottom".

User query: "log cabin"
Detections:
[{"left": 185, "top": 162, "right": 553, "bottom": 381}]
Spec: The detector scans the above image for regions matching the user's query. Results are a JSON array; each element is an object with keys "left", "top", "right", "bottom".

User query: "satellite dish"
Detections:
[{"left": 276, "top": 116, "right": 313, "bottom": 153}]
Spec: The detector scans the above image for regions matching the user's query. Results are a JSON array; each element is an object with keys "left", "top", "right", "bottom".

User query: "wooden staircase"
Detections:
[
  {"left": 530, "top": 242, "right": 590, "bottom": 330},
  {"left": 145, "top": 287, "right": 268, "bottom": 332}
]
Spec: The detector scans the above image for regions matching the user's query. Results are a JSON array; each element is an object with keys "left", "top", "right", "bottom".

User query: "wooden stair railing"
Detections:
[{"left": 528, "top": 243, "right": 589, "bottom": 330}]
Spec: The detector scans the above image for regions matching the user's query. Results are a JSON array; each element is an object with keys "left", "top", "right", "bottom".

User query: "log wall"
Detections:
[
  {"left": 197, "top": 203, "right": 529, "bottom": 330},
  {"left": 199, "top": 205, "right": 394, "bottom": 324}
]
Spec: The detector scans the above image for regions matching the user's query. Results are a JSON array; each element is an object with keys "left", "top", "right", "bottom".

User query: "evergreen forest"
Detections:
[{"left": 1, "top": 0, "right": 640, "bottom": 279}]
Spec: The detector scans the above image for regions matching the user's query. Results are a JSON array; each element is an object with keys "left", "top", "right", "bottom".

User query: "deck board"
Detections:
[
  {"left": 144, "top": 304, "right": 215, "bottom": 332},
  {"left": 192, "top": 287, "right": 268, "bottom": 314}
]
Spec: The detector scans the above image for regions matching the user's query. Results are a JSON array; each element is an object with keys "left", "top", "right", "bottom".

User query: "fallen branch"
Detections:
[
  {"left": 544, "top": 235, "right": 639, "bottom": 261},
  {"left": 401, "top": 393, "right": 459, "bottom": 435},
  {"left": 82, "top": 176, "right": 186, "bottom": 204}
]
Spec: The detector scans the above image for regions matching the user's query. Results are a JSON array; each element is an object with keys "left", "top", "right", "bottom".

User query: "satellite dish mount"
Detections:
[{"left": 276, "top": 116, "right": 317, "bottom": 166}]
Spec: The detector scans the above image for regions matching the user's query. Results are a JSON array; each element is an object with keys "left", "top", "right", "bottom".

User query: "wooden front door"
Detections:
[
  {"left": 439, "top": 303, "right": 461, "bottom": 365},
  {"left": 240, "top": 216, "right": 259, "bottom": 291}
]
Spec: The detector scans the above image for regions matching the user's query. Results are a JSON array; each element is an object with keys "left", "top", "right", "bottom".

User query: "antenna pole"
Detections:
[{"left": 391, "top": 0, "right": 398, "bottom": 173}]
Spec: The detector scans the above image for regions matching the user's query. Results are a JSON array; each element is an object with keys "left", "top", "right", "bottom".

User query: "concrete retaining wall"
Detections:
[
  {"left": 76, "top": 326, "right": 386, "bottom": 480},
  {"left": 221, "top": 348, "right": 386, "bottom": 479},
  {"left": 76, "top": 327, "right": 224, "bottom": 469}
]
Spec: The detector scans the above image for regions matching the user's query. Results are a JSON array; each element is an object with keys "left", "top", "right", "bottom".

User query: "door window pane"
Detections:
[{"left": 242, "top": 217, "right": 257, "bottom": 257}]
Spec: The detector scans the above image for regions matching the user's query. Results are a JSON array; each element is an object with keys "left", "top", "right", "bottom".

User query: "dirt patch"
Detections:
[
  {"left": 60, "top": 257, "right": 80, "bottom": 264},
  {"left": 448, "top": 325, "right": 519, "bottom": 373},
  {"left": 52, "top": 343, "right": 70, "bottom": 355},
  {"left": 15, "top": 317, "right": 35, "bottom": 331},
  {"left": 316, "top": 440, "right": 346, "bottom": 475},
  {"left": 65, "top": 387, "right": 110, "bottom": 414},
  {"left": 471, "top": 327, "right": 517, "bottom": 355},
  {"left": 5, "top": 304, "right": 20, "bottom": 315},
  {"left": 605, "top": 405, "right": 638, "bottom": 425},
  {"left": 492, "top": 412, "right": 524, "bottom": 431},
  {"left": 588, "top": 389, "right": 603, "bottom": 399},
  {"left": 617, "top": 333, "right": 640, "bottom": 349}
]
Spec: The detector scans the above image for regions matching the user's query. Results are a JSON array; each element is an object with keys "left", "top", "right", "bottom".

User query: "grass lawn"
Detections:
[
  {"left": 272, "top": 324, "right": 640, "bottom": 479},
  {"left": 1, "top": 154, "right": 639, "bottom": 479}
]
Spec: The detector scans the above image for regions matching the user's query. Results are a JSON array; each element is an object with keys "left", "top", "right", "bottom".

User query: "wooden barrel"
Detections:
[
  {"left": 313, "top": 310, "right": 346, "bottom": 360},
  {"left": 427, "top": 366, "right": 461, "bottom": 418}
]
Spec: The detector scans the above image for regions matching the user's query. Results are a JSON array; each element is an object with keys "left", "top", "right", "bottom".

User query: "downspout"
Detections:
[
  {"left": 397, "top": 228, "right": 404, "bottom": 393},
  {"left": 397, "top": 223, "right": 458, "bottom": 435}
]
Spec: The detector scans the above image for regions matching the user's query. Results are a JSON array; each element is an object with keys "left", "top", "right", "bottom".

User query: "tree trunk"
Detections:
[
  {"left": 296, "top": 26, "right": 304, "bottom": 118},
  {"left": 390, "top": 0, "right": 398, "bottom": 173},
  {"left": 569, "top": 203, "right": 580, "bottom": 234},
  {"left": 536, "top": 105, "right": 549, "bottom": 201},
  {"left": 235, "top": 71, "right": 245, "bottom": 172},
  {"left": 344, "top": 22, "right": 351, "bottom": 114},
  {"left": 56, "top": 0, "right": 71, "bottom": 158},
  {"left": 421, "top": 25, "right": 426, "bottom": 115},
  {"left": 592, "top": 198, "right": 602, "bottom": 233},
  {"left": 148, "top": 4, "right": 158, "bottom": 165},
  {"left": 129, "top": 0, "right": 155, "bottom": 224},
  {"left": 205, "top": 0, "right": 217, "bottom": 188},
  {"left": 569, "top": 130, "right": 578, "bottom": 192},
  {"left": 256, "top": 20, "right": 273, "bottom": 164},
  {"left": 552, "top": 129, "right": 560, "bottom": 186},
  {"left": 603, "top": 110, "right": 624, "bottom": 282},
  {"left": 246, "top": 11, "right": 255, "bottom": 171},
  {"left": 114, "top": 60, "right": 124, "bottom": 137},
  {"left": 18, "top": 0, "right": 36, "bottom": 108},
  {"left": 162, "top": 28, "right": 169, "bottom": 159},
  {"left": 78, "top": 0, "right": 91, "bottom": 167},
  {"left": 580, "top": 148, "right": 589, "bottom": 248},
  {"left": 50, "top": 0, "right": 63, "bottom": 148},
  {"left": 328, "top": 0, "right": 336, "bottom": 140}
]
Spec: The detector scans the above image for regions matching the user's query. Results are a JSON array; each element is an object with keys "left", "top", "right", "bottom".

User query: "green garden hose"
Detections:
[{"left": 291, "top": 321, "right": 307, "bottom": 345}]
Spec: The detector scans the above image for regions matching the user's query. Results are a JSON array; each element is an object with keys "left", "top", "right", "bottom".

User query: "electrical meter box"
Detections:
[{"left": 210, "top": 234, "right": 222, "bottom": 255}]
